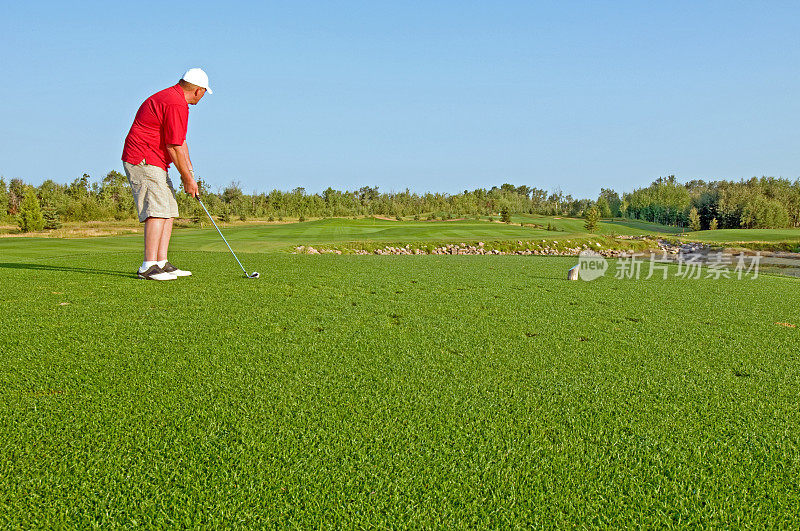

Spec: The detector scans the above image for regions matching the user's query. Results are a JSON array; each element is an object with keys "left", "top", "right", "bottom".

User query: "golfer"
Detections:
[{"left": 121, "top": 68, "right": 211, "bottom": 280}]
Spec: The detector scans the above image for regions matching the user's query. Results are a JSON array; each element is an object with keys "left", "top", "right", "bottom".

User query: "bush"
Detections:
[
  {"left": 298, "top": 215, "right": 306, "bottom": 222},
  {"left": 268, "top": 216, "right": 275, "bottom": 222},
  {"left": 396, "top": 215, "right": 402, "bottom": 221},
  {"left": 500, "top": 207, "right": 511, "bottom": 223},
  {"left": 413, "top": 214, "right": 420, "bottom": 221},
  {"left": 709, "top": 218, "right": 718, "bottom": 230}
]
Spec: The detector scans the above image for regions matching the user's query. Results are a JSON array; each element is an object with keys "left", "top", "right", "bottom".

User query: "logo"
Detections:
[{"left": 578, "top": 250, "right": 608, "bottom": 281}]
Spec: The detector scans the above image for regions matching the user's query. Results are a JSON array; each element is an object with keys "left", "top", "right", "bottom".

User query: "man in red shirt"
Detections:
[{"left": 122, "top": 68, "right": 212, "bottom": 280}]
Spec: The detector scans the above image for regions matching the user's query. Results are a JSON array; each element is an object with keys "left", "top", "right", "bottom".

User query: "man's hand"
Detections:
[
  {"left": 182, "top": 175, "right": 200, "bottom": 198},
  {"left": 166, "top": 141, "right": 199, "bottom": 197}
]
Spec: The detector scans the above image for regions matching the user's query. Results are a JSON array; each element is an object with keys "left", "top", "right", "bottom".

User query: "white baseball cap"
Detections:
[{"left": 181, "top": 68, "right": 213, "bottom": 94}]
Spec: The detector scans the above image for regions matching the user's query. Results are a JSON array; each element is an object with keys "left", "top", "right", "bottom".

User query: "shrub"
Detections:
[
  {"left": 413, "top": 214, "right": 420, "bottom": 221},
  {"left": 709, "top": 217, "right": 718, "bottom": 230},
  {"left": 500, "top": 207, "right": 511, "bottom": 223},
  {"left": 268, "top": 216, "right": 275, "bottom": 222},
  {"left": 396, "top": 215, "right": 402, "bottom": 221},
  {"left": 299, "top": 215, "right": 306, "bottom": 222}
]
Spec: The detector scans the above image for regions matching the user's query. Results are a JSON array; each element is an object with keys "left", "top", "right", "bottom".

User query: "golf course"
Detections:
[
  {"left": 6, "top": 1, "right": 800, "bottom": 525},
  {"left": 2, "top": 218, "right": 799, "bottom": 526}
]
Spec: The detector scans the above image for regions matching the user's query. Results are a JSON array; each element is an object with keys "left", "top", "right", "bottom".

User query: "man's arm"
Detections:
[{"left": 166, "top": 141, "right": 199, "bottom": 197}]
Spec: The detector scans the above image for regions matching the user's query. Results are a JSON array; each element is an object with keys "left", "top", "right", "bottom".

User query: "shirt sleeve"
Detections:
[{"left": 163, "top": 104, "right": 189, "bottom": 146}]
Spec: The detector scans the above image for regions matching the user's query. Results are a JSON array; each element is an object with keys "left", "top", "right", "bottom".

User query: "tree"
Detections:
[
  {"left": 689, "top": 207, "right": 701, "bottom": 231},
  {"left": 0, "top": 178, "right": 8, "bottom": 221},
  {"left": 584, "top": 207, "right": 600, "bottom": 232},
  {"left": 500, "top": 206, "right": 511, "bottom": 223},
  {"left": 599, "top": 188, "right": 621, "bottom": 217},
  {"left": 219, "top": 203, "right": 233, "bottom": 222},
  {"left": 709, "top": 217, "right": 718, "bottom": 230},
  {"left": 18, "top": 188, "right": 45, "bottom": 232},
  {"left": 741, "top": 197, "right": 790, "bottom": 229},
  {"left": 596, "top": 196, "right": 612, "bottom": 218},
  {"left": 67, "top": 174, "right": 90, "bottom": 199},
  {"left": 8, "top": 178, "right": 25, "bottom": 215},
  {"left": 43, "top": 206, "right": 62, "bottom": 230},
  {"left": 222, "top": 182, "right": 243, "bottom": 204}
]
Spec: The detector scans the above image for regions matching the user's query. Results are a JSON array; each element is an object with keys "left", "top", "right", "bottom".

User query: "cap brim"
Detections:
[{"left": 206, "top": 87, "right": 213, "bottom": 94}]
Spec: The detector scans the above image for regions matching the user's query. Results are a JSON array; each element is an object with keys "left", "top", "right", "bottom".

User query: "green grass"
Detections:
[
  {"left": 509, "top": 214, "right": 685, "bottom": 236},
  {"left": 2, "top": 224, "right": 800, "bottom": 526},
  {"left": 0, "top": 217, "right": 589, "bottom": 259}
]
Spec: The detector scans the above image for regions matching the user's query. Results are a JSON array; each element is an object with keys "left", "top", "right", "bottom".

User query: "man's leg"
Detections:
[
  {"left": 157, "top": 218, "right": 173, "bottom": 262},
  {"left": 144, "top": 217, "right": 167, "bottom": 262},
  {"left": 156, "top": 217, "right": 191, "bottom": 277}
]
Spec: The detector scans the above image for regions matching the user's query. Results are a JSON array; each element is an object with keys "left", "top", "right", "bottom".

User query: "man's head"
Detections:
[{"left": 179, "top": 68, "right": 212, "bottom": 105}]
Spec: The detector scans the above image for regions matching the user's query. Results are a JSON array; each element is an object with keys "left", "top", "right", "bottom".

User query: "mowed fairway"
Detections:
[{"left": 1, "top": 227, "right": 800, "bottom": 526}]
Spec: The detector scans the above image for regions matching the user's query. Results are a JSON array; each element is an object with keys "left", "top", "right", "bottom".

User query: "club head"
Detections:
[{"left": 247, "top": 271, "right": 260, "bottom": 279}]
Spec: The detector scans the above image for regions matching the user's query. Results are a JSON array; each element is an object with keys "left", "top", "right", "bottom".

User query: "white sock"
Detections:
[
  {"left": 157, "top": 259, "right": 167, "bottom": 268},
  {"left": 140, "top": 260, "right": 158, "bottom": 272}
]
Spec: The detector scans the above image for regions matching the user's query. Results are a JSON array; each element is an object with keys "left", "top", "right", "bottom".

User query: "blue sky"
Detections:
[{"left": 1, "top": 1, "right": 799, "bottom": 198}]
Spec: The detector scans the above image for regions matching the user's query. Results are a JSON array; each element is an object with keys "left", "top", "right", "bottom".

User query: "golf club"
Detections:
[{"left": 197, "top": 197, "right": 259, "bottom": 279}]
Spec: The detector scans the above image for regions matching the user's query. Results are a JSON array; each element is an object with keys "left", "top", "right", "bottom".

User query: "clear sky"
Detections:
[{"left": 1, "top": 1, "right": 798, "bottom": 198}]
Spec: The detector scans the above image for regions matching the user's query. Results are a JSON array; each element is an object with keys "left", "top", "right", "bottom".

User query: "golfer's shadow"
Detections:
[{"left": 0, "top": 262, "right": 135, "bottom": 278}]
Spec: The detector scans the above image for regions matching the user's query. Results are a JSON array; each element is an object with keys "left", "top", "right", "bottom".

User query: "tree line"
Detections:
[
  {"left": 621, "top": 175, "right": 800, "bottom": 229},
  {"left": 2, "top": 171, "right": 799, "bottom": 232}
]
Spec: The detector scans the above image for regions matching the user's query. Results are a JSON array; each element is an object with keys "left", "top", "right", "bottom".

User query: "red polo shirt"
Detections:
[{"left": 122, "top": 84, "right": 189, "bottom": 171}]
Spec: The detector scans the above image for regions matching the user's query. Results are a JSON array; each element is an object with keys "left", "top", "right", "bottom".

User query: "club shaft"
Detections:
[{"left": 197, "top": 198, "right": 249, "bottom": 276}]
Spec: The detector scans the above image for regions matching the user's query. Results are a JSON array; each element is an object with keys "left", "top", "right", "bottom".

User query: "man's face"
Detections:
[{"left": 190, "top": 88, "right": 206, "bottom": 105}]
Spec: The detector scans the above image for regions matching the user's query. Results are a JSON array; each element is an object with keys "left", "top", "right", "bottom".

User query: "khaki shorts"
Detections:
[{"left": 123, "top": 160, "right": 179, "bottom": 222}]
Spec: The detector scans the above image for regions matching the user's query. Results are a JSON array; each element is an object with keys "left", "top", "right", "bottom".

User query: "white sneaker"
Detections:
[
  {"left": 162, "top": 261, "right": 192, "bottom": 277},
  {"left": 137, "top": 264, "right": 177, "bottom": 281}
]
